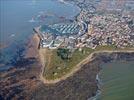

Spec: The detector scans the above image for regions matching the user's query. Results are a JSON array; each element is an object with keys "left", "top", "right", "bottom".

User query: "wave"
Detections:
[{"left": 58, "top": 0, "right": 69, "bottom": 5}]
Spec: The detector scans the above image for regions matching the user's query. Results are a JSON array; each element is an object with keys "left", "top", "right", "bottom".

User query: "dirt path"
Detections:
[
  {"left": 39, "top": 48, "right": 53, "bottom": 84},
  {"left": 39, "top": 49, "right": 134, "bottom": 84}
]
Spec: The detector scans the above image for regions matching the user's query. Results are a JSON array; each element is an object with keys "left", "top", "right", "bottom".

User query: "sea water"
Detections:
[
  {"left": 0, "top": 0, "right": 80, "bottom": 70},
  {"left": 100, "top": 61, "right": 134, "bottom": 100}
]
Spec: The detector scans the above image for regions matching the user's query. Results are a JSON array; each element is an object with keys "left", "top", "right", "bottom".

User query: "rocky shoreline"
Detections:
[{"left": 0, "top": 34, "right": 134, "bottom": 99}]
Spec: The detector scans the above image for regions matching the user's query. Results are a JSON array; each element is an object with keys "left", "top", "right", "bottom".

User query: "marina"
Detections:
[{"left": 40, "top": 22, "right": 81, "bottom": 36}]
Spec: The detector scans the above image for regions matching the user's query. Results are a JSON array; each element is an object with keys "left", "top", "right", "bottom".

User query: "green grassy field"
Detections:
[
  {"left": 100, "top": 61, "right": 134, "bottom": 100},
  {"left": 44, "top": 47, "right": 93, "bottom": 80}
]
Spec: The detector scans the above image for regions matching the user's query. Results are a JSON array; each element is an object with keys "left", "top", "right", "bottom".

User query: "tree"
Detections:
[{"left": 57, "top": 48, "right": 71, "bottom": 60}]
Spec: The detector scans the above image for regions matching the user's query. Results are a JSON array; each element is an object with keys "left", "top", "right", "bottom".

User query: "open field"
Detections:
[
  {"left": 101, "top": 61, "right": 134, "bottom": 100},
  {"left": 39, "top": 45, "right": 134, "bottom": 81}
]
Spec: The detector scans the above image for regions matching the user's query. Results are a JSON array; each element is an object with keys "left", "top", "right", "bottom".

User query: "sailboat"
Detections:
[{"left": 29, "top": 17, "right": 35, "bottom": 22}]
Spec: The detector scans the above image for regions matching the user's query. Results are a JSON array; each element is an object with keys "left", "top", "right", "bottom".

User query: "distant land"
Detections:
[{"left": 0, "top": 0, "right": 134, "bottom": 100}]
